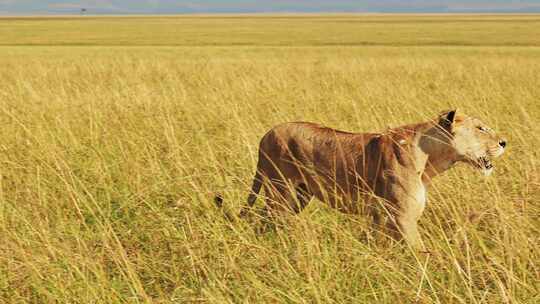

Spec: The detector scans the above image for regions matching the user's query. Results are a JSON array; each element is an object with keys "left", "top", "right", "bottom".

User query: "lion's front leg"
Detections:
[
  {"left": 384, "top": 182, "right": 427, "bottom": 250},
  {"left": 388, "top": 216, "right": 425, "bottom": 250}
]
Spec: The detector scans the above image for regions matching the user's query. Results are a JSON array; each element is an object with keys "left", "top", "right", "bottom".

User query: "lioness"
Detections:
[{"left": 238, "top": 110, "right": 507, "bottom": 249}]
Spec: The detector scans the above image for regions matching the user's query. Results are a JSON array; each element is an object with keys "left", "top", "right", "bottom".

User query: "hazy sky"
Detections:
[{"left": 1, "top": 0, "right": 540, "bottom": 14}]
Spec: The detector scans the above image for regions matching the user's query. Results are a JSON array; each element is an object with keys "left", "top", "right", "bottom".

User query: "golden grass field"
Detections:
[{"left": 0, "top": 15, "right": 539, "bottom": 303}]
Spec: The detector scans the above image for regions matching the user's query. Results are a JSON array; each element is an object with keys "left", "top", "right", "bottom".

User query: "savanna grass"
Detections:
[{"left": 0, "top": 15, "right": 539, "bottom": 303}]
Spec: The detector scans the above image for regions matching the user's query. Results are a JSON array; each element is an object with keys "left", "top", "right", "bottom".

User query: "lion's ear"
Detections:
[{"left": 439, "top": 109, "right": 457, "bottom": 128}]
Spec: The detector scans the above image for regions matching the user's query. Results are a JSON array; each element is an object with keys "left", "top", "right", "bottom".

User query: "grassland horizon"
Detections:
[{"left": 0, "top": 14, "right": 538, "bottom": 303}]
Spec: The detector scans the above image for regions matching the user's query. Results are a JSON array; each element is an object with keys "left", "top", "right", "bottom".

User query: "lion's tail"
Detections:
[
  {"left": 242, "top": 170, "right": 263, "bottom": 216},
  {"left": 214, "top": 170, "right": 262, "bottom": 218}
]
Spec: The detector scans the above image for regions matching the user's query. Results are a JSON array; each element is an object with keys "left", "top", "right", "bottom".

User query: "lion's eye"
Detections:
[{"left": 477, "top": 126, "right": 488, "bottom": 132}]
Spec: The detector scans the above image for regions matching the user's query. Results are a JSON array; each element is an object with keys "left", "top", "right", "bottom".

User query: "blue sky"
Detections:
[{"left": 1, "top": 1, "right": 540, "bottom": 14}]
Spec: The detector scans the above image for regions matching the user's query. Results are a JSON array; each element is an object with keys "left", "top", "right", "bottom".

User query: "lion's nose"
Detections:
[{"left": 499, "top": 140, "right": 507, "bottom": 148}]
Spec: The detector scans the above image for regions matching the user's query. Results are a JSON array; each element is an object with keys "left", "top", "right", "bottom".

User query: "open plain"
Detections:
[{"left": 0, "top": 14, "right": 539, "bottom": 303}]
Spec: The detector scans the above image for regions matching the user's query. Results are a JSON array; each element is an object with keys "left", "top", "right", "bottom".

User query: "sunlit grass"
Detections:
[
  {"left": 0, "top": 15, "right": 539, "bottom": 303},
  {"left": 1, "top": 14, "right": 540, "bottom": 46}
]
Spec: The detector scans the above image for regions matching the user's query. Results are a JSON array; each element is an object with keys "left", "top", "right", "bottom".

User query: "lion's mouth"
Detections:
[
  {"left": 474, "top": 156, "right": 494, "bottom": 175},
  {"left": 477, "top": 156, "right": 493, "bottom": 169}
]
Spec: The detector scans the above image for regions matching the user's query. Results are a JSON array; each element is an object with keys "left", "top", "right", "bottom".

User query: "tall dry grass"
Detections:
[{"left": 0, "top": 16, "right": 539, "bottom": 303}]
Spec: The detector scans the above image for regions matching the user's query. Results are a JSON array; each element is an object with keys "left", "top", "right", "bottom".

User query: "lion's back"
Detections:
[
  {"left": 258, "top": 122, "right": 340, "bottom": 154},
  {"left": 257, "top": 122, "right": 373, "bottom": 170}
]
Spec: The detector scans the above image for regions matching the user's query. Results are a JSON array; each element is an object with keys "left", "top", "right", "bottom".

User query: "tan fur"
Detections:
[{"left": 241, "top": 110, "right": 507, "bottom": 249}]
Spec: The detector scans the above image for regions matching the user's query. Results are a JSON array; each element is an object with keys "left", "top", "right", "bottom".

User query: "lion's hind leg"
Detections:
[
  {"left": 262, "top": 178, "right": 298, "bottom": 213},
  {"left": 253, "top": 179, "right": 293, "bottom": 231},
  {"left": 255, "top": 178, "right": 312, "bottom": 230},
  {"left": 294, "top": 182, "right": 313, "bottom": 213}
]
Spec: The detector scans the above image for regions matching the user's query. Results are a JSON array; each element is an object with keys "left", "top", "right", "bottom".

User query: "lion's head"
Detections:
[{"left": 437, "top": 109, "right": 507, "bottom": 176}]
